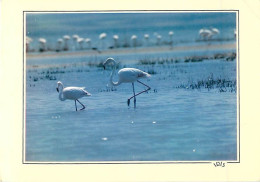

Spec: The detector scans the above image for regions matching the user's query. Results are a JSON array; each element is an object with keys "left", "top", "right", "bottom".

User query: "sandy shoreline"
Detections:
[{"left": 26, "top": 42, "right": 236, "bottom": 60}]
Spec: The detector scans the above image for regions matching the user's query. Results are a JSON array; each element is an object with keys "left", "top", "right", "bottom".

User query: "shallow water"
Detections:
[
  {"left": 25, "top": 51, "right": 237, "bottom": 162},
  {"left": 25, "top": 12, "right": 237, "bottom": 162}
]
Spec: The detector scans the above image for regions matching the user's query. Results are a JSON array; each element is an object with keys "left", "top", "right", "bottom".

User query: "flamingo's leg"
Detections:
[
  {"left": 132, "top": 83, "right": 136, "bottom": 108},
  {"left": 128, "top": 80, "right": 151, "bottom": 104},
  {"left": 137, "top": 80, "right": 151, "bottom": 90},
  {"left": 77, "top": 99, "right": 86, "bottom": 110},
  {"left": 127, "top": 83, "right": 137, "bottom": 107},
  {"left": 75, "top": 100, "right": 78, "bottom": 111}
]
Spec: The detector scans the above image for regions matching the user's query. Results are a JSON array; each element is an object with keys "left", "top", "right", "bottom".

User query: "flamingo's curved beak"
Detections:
[
  {"left": 56, "top": 87, "right": 59, "bottom": 92},
  {"left": 103, "top": 65, "right": 106, "bottom": 70}
]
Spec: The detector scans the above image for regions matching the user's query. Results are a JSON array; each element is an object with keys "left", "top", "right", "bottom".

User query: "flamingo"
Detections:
[
  {"left": 56, "top": 81, "right": 91, "bottom": 111},
  {"left": 113, "top": 35, "right": 119, "bottom": 48},
  {"left": 168, "top": 31, "right": 174, "bottom": 47},
  {"left": 38, "top": 38, "right": 47, "bottom": 52},
  {"left": 72, "top": 34, "right": 79, "bottom": 50},
  {"left": 56, "top": 38, "right": 63, "bottom": 52},
  {"left": 63, "top": 35, "right": 70, "bottom": 51},
  {"left": 131, "top": 35, "right": 137, "bottom": 48},
  {"left": 103, "top": 58, "right": 151, "bottom": 108},
  {"left": 77, "top": 37, "right": 84, "bottom": 50},
  {"left": 199, "top": 28, "right": 213, "bottom": 40},
  {"left": 85, "top": 38, "right": 91, "bottom": 49},
  {"left": 210, "top": 27, "right": 220, "bottom": 36},
  {"left": 144, "top": 34, "right": 149, "bottom": 46},
  {"left": 99, "top": 33, "right": 107, "bottom": 49},
  {"left": 26, "top": 36, "right": 33, "bottom": 52}
]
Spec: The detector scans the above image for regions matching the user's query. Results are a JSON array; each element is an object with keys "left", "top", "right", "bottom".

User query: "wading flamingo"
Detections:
[
  {"left": 144, "top": 34, "right": 149, "bottom": 46},
  {"left": 56, "top": 38, "right": 63, "bottom": 52},
  {"left": 26, "top": 36, "right": 33, "bottom": 52},
  {"left": 56, "top": 81, "right": 91, "bottom": 111},
  {"left": 113, "top": 35, "right": 119, "bottom": 48},
  {"left": 85, "top": 38, "right": 91, "bottom": 49},
  {"left": 103, "top": 58, "right": 151, "bottom": 108},
  {"left": 99, "top": 33, "right": 107, "bottom": 50},
  {"left": 168, "top": 31, "right": 174, "bottom": 47},
  {"left": 77, "top": 37, "right": 84, "bottom": 50},
  {"left": 199, "top": 28, "right": 212, "bottom": 40},
  {"left": 63, "top": 35, "right": 70, "bottom": 51},
  {"left": 131, "top": 35, "right": 137, "bottom": 48},
  {"left": 72, "top": 34, "right": 79, "bottom": 50},
  {"left": 38, "top": 38, "right": 47, "bottom": 52},
  {"left": 210, "top": 27, "right": 220, "bottom": 37}
]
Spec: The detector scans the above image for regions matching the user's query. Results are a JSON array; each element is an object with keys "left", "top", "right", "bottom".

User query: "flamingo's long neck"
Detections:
[
  {"left": 109, "top": 60, "right": 121, "bottom": 86},
  {"left": 58, "top": 84, "right": 66, "bottom": 101}
]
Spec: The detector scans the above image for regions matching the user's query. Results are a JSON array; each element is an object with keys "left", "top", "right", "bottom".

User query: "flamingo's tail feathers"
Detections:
[
  {"left": 146, "top": 73, "right": 151, "bottom": 78},
  {"left": 138, "top": 71, "right": 151, "bottom": 78}
]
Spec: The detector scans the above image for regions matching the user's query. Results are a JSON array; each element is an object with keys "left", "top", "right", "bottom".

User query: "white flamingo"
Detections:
[
  {"left": 56, "top": 38, "right": 63, "bottom": 52},
  {"left": 26, "top": 36, "right": 33, "bottom": 52},
  {"left": 56, "top": 81, "right": 91, "bottom": 111},
  {"left": 168, "top": 31, "right": 174, "bottom": 47},
  {"left": 113, "top": 35, "right": 119, "bottom": 48},
  {"left": 85, "top": 38, "right": 91, "bottom": 49},
  {"left": 63, "top": 35, "right": 70, "bottom": 51},
  {"left": 103, "top": 58, "right": 151, "bottom": 108},
  {"left": 210, "top": 27, "right": 220, "bottom": 36},
  {"left": 38, "top": 38, "right": 47, "bottom": 52},
  {"left": 72, "top": 34, "right": 79, "bottom": 50},
  {"left": 99, "top": 33, "right": 107, "bottom": 49},
  {"left": 144, "top": 34, "right": 149, "bottom": 46},
  {"left": 77, "top": 37, "right": 84, "bottom": 50},
  {"left": 199, "top": 28, "right": 212, "bottom": 40},
  {"left": 131, "top": 35, "right": 137, "bottom": 48}
]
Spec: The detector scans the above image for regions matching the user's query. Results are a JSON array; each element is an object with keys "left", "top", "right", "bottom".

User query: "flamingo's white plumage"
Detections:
[
  {"left": 38, "top": 38, "right": 47, "bottom": 52},
  {"left": 56, "top": 38, "right": 63, "bottom": 51},
  {"left": 56, "top": 81, "right": 91, "bottom": 111},
  {"left": 199, "top": 28, "right": 212, "bottom": 40},
  {"left": 113, "top": 35, "right": 119, "bottom": 48},
  {"left": 103, "top": 58, "right": 151, "bottom": 108},
  {"left": 144, "top": 34, "right": 150, "bottom": 46},
  {"left": 63, "top": 35, "right": 70, "bottom": 51},
  {"left": 77, "top": 37, "right": 84, "bottom": 50},
  {"left": 99, "top": 33, "right": 107, "bottom": 40},
  {"left": 131, "top": 35, "right": 137, "bottom": 47},
  {"left": 85, "top": 38, "right": 91, "bottom": 49},
  {"left": 211, "top": 28, "right": 220, "bottom": 35}
]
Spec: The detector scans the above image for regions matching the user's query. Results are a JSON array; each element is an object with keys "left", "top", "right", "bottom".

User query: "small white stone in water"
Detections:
[
  {"left": 131, "top": 121, "right": 134, "bottom": 124},
  {"left": 152, "top": 121, "right": 156, "bottom": 124},
  {"left": 193, "top": 149, "right": 196, "bottom": 152},
  {"left": 102, "top": 137, "right": 108, "bottom": 141}
]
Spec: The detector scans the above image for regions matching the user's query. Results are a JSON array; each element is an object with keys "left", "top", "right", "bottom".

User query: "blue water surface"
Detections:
[{"left": 25, "top": 12, "right": 237, "bottom": 162}]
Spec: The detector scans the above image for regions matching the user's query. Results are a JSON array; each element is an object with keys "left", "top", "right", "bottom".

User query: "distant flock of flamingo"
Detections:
[
  {"left": 56, "top": 57, "right": 151, "bottom": 111},
  {"left": 26, "top": 27, "right": 236, "bottom": 53}
]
